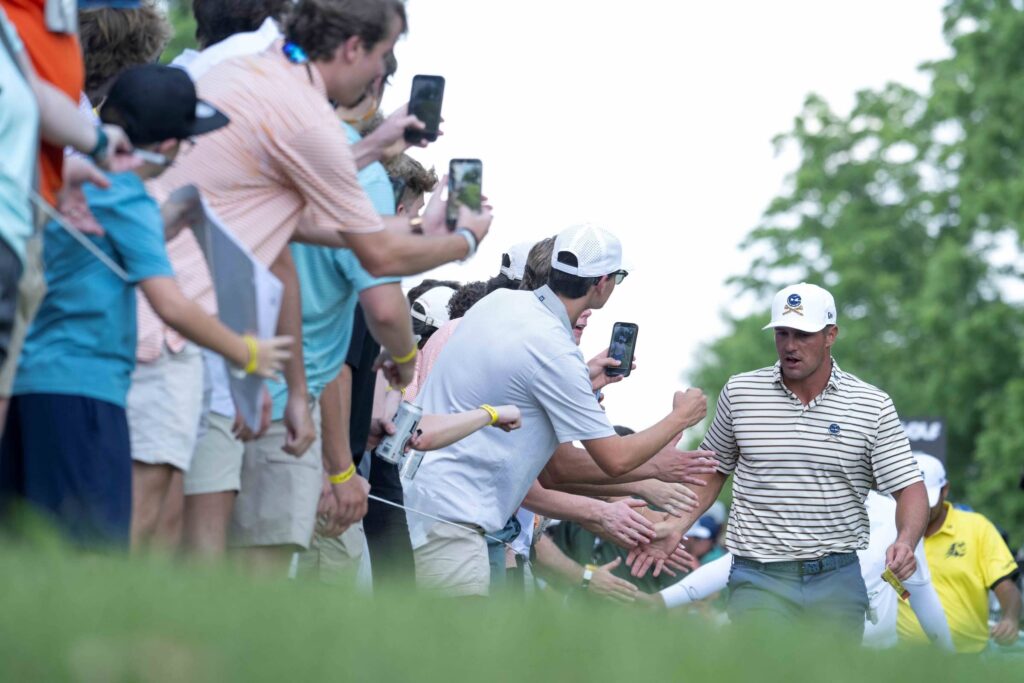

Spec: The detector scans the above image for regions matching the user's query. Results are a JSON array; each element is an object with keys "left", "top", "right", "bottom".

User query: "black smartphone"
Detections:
[
  {"left": 605, "top": 322, "right": 639, "bottom": 377},
  {"left": 447, "top": 158, "right": 483, "bottom": 230},
  {"left": 405, "top": 74, "right": 445, "bottom": 143}
]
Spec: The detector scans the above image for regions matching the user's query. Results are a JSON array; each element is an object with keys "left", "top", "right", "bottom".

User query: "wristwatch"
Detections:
[
  {"left": 581, "top": 564, "right": 595, "bottom": 590},
  {"left": 88, "top": 126, "right": 109, "bottom": 162}
]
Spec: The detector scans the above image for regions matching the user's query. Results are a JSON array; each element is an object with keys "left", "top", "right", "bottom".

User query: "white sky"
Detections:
[{"left": 384, "top": 0, "right": 951, "bottom": 431}]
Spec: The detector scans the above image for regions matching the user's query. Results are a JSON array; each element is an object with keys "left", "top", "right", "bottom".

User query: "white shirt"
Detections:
[
  {"left": 859, "top": 491, "right": 954, "bottom": 649},
  {"left": 403, "top": 287, "right": 615, "bottom": 547},
  {"left": 171, "top": 17, "right": 282, "bottom": 80}
]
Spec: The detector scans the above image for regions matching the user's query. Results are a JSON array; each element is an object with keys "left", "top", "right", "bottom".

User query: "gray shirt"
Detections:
[{"left": 403, "top": 287, "right": 615, "bottom": 546}]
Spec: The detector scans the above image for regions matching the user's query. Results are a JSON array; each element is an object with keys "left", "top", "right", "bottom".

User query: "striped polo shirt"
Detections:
[{"left": 701, "top": 360, "right": 921, "bottom": 562}]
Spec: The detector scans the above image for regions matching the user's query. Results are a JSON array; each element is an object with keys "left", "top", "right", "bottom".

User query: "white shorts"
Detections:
[
  {"left": 126, "top": 343, "right": 204, "bottom": 471},
  {"left": 229, "top": 402, "right": 323, "bottom": 550},
  {"left": 413, "top": 521, "right": 490, "bottom": 597},
  {"left": 184, "top": 412, "right": 244, "bottom": 495},
  {"left": 296, "top": 522, "right": 365, "bottom": 585}
]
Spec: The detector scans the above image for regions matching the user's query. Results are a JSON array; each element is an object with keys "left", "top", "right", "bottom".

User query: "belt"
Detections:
[{"left": 733, "top": 552, "right": 858, "bottom": 576}]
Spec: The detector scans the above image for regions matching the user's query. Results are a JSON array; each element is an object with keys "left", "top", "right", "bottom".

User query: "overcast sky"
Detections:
[{"left": 384, "top": 0, "right": 950, "bottom": 432}]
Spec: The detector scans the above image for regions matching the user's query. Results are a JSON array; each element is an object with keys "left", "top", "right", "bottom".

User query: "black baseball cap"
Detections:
[{"left": 101, "top": 64, "right": 230, "bottom": 146}]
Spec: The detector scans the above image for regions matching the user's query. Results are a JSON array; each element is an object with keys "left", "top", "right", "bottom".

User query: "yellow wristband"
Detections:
[
  {"left": 385, "top": 385, "right": 407, "bottom": 396},
  {"left": 243, "top": 335, "right": 259, "bottom": 374},
  {"left": 480, "top": 404, "right": 499, "bottom": 426},
  {"left": 391, "top": 346, "right": 418, "bottom": 365},
  {"left": 328, "top": 464, "right": 356, "bottom": 485}
]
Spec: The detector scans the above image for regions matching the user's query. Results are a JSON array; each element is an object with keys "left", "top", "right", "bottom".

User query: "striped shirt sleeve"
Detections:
[
  {"left": 701, "top": 382, "right": 738, "bottom": 474},
  {"left": 870, "top": 396, "right": 921, "bottom": 494}
]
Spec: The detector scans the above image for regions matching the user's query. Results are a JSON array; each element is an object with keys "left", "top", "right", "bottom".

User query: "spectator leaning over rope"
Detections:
[{"left": 402, "top": 224, "right": 707, "bottom": 597}]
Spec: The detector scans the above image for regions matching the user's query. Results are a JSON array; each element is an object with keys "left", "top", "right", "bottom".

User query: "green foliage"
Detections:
[
  {"left": 162, "top": 0, "right": 197, "bottom": 63},
  {"left": 969, "top": 378, "right": 1024, "bottom": 532},
  {"left": 0, "top": 541, "right": 1021, "bottom": 681},
  {"left": 688, "top": 0, "right": 1024, "bottom": 538}
]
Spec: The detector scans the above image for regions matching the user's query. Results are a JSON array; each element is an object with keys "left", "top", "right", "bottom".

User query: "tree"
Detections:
[
  {"left": 688, "top": 0, "right": 1024, "bottom": 538},
  {"left": 162, "top": 0, "right": 197, "bottom": 63}
]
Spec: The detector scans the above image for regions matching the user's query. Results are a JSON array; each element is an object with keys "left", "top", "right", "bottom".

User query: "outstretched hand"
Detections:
[
  {"left": 625, "top": 523, "right": 688, "bottom": 578},
  {"left": 586, "top": 498, "right": 656, "bottom": 550}
]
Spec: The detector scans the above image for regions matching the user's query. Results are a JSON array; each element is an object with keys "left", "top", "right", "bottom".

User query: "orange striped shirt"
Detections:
[{"left": 138, "top": 42, "right": 383, "bottom": 361}]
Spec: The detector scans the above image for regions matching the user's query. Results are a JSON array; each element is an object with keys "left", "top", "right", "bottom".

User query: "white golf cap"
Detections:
[
  {"left": 410, "top": 286, "right": 456, "bottom": 328},
  {"left": 763, "top": 282, "right": 837, "bottom": 333},
  {"left": 550, "top": 223, "right": 623, "bottom": 278},
  {"left": 500, "top": 241, "right": 533, "bottom": 281},
  {"left": 914, "top": 452, "right": 948, "bottom": 507}
]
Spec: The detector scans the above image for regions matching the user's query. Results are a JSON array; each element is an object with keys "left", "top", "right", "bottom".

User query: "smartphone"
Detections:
[
  {"left": 447, "top": 158, "right": 483, "bottom": 230},
  {"left": 605, "top": 322, "right": 638, "bottom": 377},
  {"left": 405, "top": 74, "right": 445, "bottom": 143}
]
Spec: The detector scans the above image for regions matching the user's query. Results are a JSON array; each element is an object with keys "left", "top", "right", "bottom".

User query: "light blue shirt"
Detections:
[
  {"left": 0, "top": 10, "right": 40, "bottom": 262},
  {"left": 267, "top": 122, "right": 399, "bottom": 419},
  {"left": 14, "top": 172, "right": 173, "bottom": 407}
]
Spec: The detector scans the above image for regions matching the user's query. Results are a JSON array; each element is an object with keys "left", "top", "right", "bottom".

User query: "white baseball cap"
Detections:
[
  {"left": 550, "top": 223, "right": 624, "bottom": 278},
  {"left": 410, "top": 286, "right": 456, "bottom": 328},
  {"left": 914, "top": 452, "right": 948, "bottom": 507},
  {"left": 763, "top": 282, "right": 838, "bottom": 333},
  {"left": 500, "top": 241, "right": 533, "bottom": 281}
]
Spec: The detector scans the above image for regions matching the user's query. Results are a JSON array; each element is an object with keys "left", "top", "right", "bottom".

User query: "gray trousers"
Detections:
[{"left": 727, "top": 558, "right": 869, "bottom": 640}]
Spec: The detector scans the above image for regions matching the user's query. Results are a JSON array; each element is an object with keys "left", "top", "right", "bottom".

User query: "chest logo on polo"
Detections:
[
  {"left": 946, "top": 541, "right": 966, "bottom": 558},
  {"left": 784, "top": 293, "right": 804, "bottom": 316},
  {"left": 827, "top": 423, "right": 841, "bottom": 441}
]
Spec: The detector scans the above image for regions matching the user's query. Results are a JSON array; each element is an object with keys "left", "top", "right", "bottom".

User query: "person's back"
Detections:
[
  {"left": 14, "top": 172, "right": 167, "bottom": 406},
  {"left": 406, "top": 287, "right": 606, "bottom": 545}
]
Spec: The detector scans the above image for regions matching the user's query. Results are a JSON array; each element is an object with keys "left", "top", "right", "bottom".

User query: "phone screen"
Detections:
[
  {"left": 447, "top": 159, "right": 483, "bottom": 229},
  {"left": 605, "top": 322, "right": 638, "bottom": 377},
  {"left": 405, "top": 75, "right": 445, "bottom": 143}
]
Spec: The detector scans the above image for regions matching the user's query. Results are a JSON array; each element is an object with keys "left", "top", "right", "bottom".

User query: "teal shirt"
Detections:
[
  {"left": 267, "top": 123, "right": 399, "bottom": 419},
  {"left": 14, "top": 172, "right": 173, "bottom": 407},
  {"left": 0, "top": 11, "right": 40, "bottom": 262}
]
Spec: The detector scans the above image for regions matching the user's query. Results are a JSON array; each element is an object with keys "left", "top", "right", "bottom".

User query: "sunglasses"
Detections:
[{"left": 610, "top": 270, "right": 629, "bottom": 285}]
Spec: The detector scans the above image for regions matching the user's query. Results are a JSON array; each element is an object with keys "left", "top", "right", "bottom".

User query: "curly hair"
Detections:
[
  {"left": 447, "top": 281, "right": 488, "bottom": 320},
  {"left": 192, "top": 0, "right": 290, "bottom": 48},
  {"left": 78, "top": 2, "right": 172, "bottom": 101},
  {"left": 284, "top": 0, "right": 407, "bottom": 62},
  {"left": 385, "top": 153, "right": 438, "bottom": 208}
]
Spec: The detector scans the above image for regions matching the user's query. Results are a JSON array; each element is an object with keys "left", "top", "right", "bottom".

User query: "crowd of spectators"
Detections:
[{"left": 0, "top": 0, "right": 1019, "bottom": 656}]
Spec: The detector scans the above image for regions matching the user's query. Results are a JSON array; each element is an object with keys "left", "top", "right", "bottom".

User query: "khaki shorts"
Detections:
[
  {"left": 229, "top": 403, "right": 322, "bottom": 550},
  {"left": 413, "top": 521, "right": 490, "bottom": 598},
  {"left": 295, "top": 522, "right": 365, "bottom": 586},
  {"left": 184, "top": 412, "right": 244, "bottom": 495},
  {"left": 0, "top": 234, "right": 45, "bottom": 397},
  {"left": 126, "top": 343, "right": 204, "bottom": 471}
]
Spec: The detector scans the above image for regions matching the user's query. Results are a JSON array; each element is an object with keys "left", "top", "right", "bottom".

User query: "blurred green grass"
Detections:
[{"left": 0, "top": 535, "right": 1020, "bottom": 682}]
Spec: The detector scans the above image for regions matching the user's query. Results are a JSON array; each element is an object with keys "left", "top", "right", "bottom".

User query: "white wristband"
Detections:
[{"left": 456, "top": 228, "right": 478, "bottom": 261}]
